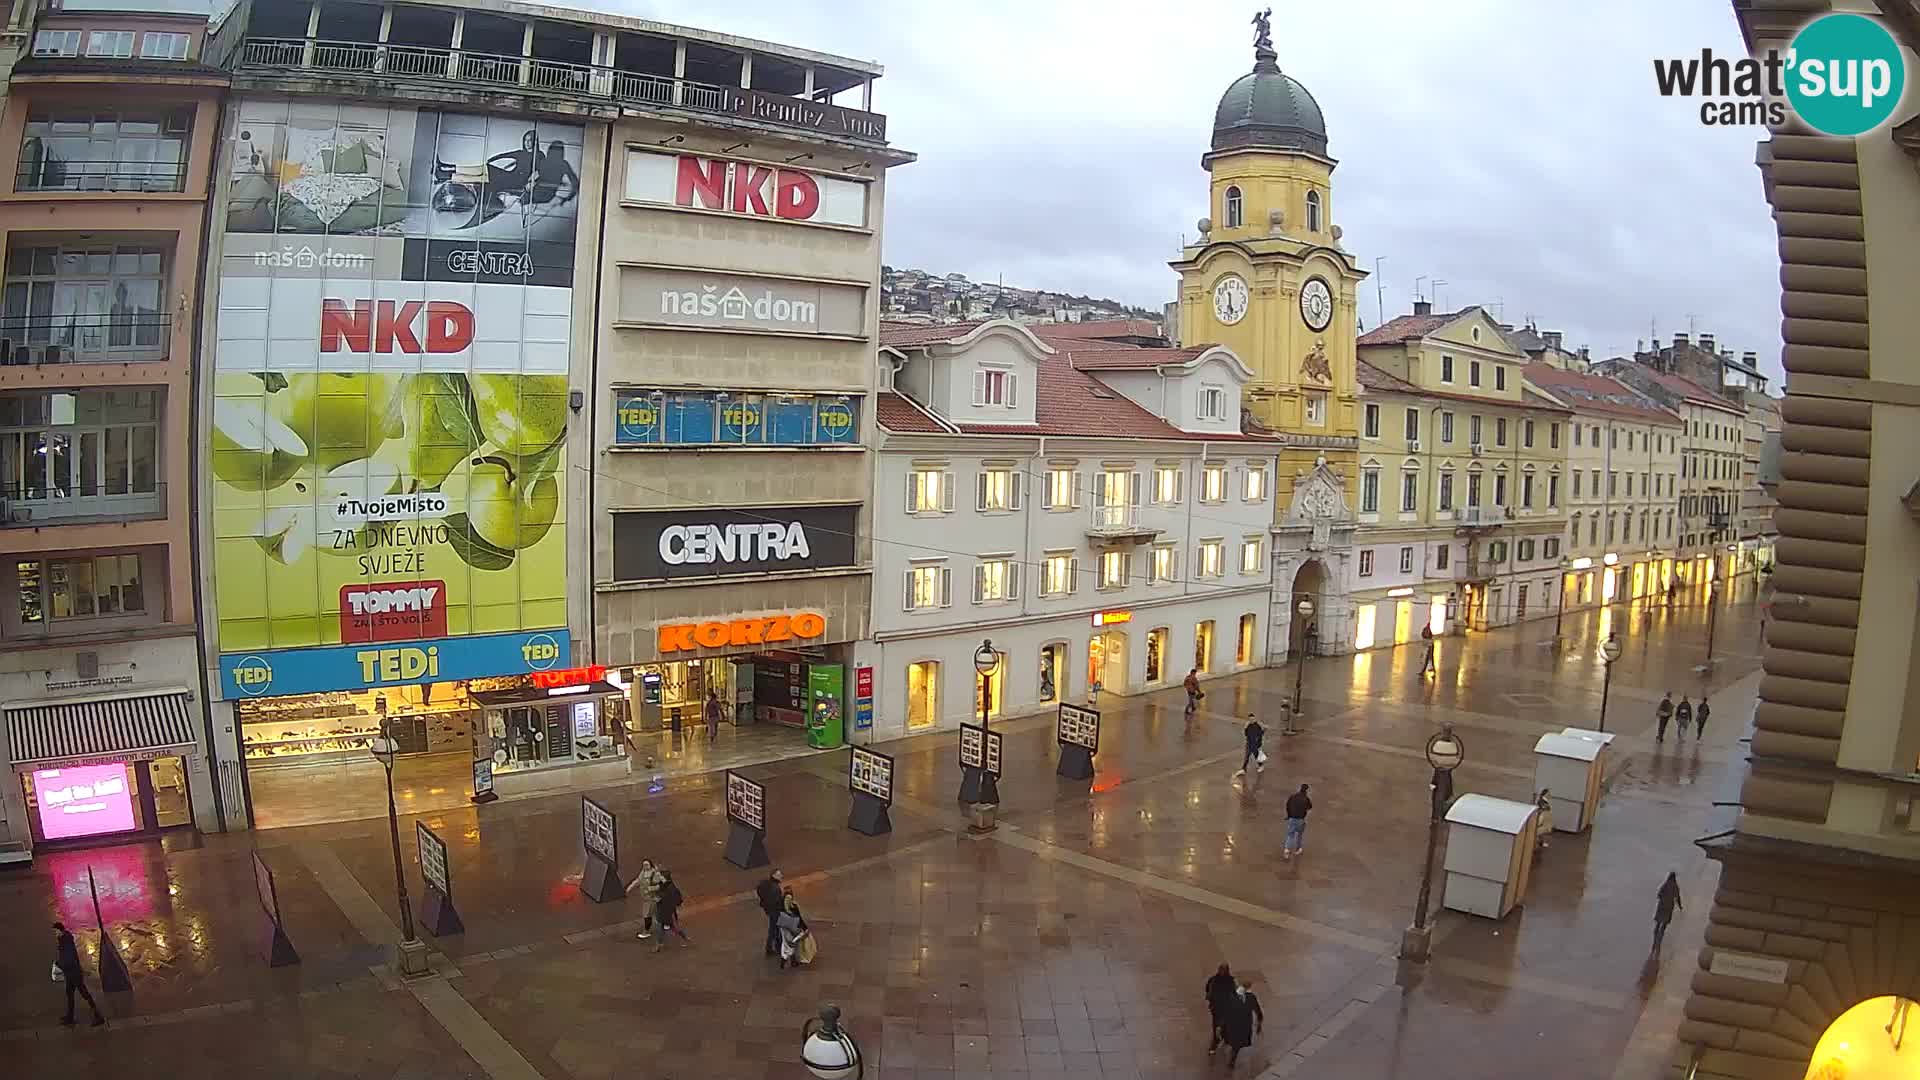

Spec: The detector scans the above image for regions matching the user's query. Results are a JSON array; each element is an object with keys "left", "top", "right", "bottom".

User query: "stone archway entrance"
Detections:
[{"left": 1290, "top": 558, "right": 1328, "bottom": 658}]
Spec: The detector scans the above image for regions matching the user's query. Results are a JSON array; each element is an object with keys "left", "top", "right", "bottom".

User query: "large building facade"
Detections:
[
  {"left": 1675, "top": 4, "right": 1920, "bottom": 1077},
  {"left": 0, "top": 2, "right": 228, "bottom": 855}
]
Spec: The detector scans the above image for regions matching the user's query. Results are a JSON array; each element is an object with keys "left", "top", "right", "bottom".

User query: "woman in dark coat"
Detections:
[
  {"left": 651, "top": 870, "right": 690, "bottom": 952},
  {"left": 1653, "top": 872, "right": 1684, "bottom": 947},
  {"left": 1204, "top": 963, "right": 1236, "bottom": 1054},
  {"left": 1219, "top": 978, "right": 1264, "bottom": 1067},
  {"left": 52, "top": 922, "right": 104, "bottom": 1026}
]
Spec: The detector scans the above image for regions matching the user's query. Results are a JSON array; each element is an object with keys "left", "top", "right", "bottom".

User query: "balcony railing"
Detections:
[
  {"left": 237, "top": 37, "right": 888, "bottom": 143},
  {"left": 0, "top": 314, "right": 171, "bottom": 365},
  {"left": 1086, "top": 503, "right": 1161, "bottom": 545},
  {"left": 0, "top": 481, "right": 166, "bottom": 527},
  {"left": 15, "top": 158, "right": 186, "bottom": 194}
]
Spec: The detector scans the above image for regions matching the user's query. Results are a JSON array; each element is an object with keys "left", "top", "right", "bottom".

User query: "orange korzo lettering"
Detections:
[
  {"left": 657, "top": 623, "right": 697, "bottom": 652},
  {"left": 657, "top": 612, "right": 828, "bottom": 654},
  {"left": 765, "top": 616, "right": 792, "bottom": 643}
]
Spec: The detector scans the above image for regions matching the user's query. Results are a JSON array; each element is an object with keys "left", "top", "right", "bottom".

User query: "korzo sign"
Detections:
[{"left": 613, "top": 503, "right": 858, "bottom": 581}]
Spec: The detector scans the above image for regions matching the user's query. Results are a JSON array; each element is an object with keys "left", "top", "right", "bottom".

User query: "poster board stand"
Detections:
[
  {"left": 847, "top": 746, "right": 895, "bottom": 836},
  {"left": 724, "top": 770, "right": 771, "bottom": 868},
  {"left": 88, "top": 866, "right": 132, "bottom": 993},
  {"left": 579, "top": 796, "right": 627, "bottom": 903},
  {"left": 253, "top": 850, "right": 301, "bottom": 967},
  {"left": 415, "top": 823, "right": 465, "bottom": 936},
  {"left": 1056, "top": 703, "right": 1099, "bottom": 781}
]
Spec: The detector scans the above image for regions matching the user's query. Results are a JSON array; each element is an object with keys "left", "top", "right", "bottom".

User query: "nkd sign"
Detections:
[{"left": 623, "top": 151, "right": 869, "bottom": 229}]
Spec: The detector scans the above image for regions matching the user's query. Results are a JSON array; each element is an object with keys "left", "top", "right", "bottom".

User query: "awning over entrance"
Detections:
[{"left": 5, "top": 689, "right": 199, "bottom": 767}]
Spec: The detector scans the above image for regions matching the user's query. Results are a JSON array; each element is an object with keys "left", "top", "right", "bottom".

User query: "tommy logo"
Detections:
[{"left": 339, "top": 580, "right": 449, "bottom": 643}]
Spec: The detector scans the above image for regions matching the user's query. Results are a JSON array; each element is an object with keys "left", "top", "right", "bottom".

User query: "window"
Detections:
[
  {"left": 1467, "top": 471, "right": 1482, "bottom": 507},
  {"left": 907, "top": 467, "right": 952, "bottom": 513},
  {"left": 1606, "top": 515, "right": 1616, "bottom": 544},
  {"left": 1573, "top": 471, "right": 1582, "bottom": 498},
  {"left": 1199, "top": 384, "right": 1226, "bottom": 420},
  {"left": 32, "top": 30, "right": 81, "bottom": 56},
  {"left": 1610, "top": 428, "right": 1618, "bottom": 450},
  {"left": 1150, "top": 544, "right": 1177, "bottom": 584},
  {"left": 4, "top": 242, "right": 173, "bottom": 350},
  {"left": 17, "top": 554, "right": 144, "bottom": 623},
  {"left": 1195, "top": 620, "right": 1216, "bottom": 673},
  {"left": 1494, "top": 473, "right": 1508, "bottom": 505},
  {"left": 1441, "top": 355, "right": 1454, "bottom": 383},
  {"left": 1470, "top": 415, "right": 1483, "bottom": 445},
  {"left": 1488, "top": 540, "right": 1508, "bottom": 563},
  {"left": 139, "top": 31, "right": 190, "bottom": 60},
  {"left": 1470, "top": 360, "right": 1482, "bottom": 387},
  {"left": 1591, "top": 468, "right": 1600, "bottom": 494},
  {"left": 1240, "top": 537, "right": 1263, "bottom": 574},
  {"left": 973, "top": 367, "right": 1016, "bottom": 407},
  {"left": 1153, "top": 464, "right": 1182, "bottom": 505},
  {"left": 1041, "top": 552, "right": 1077, "bottom": 596},
  {"left": 1304, "top": 393, "right": 1326, "bottom": 425},
  {"left": 1400, "top": 471, "right": 1418, "bottom": 513},
  {"left": 1146, "top": 627, "right": 1168, "bottom": 683},
  {"left": 1495, "top": 417, "right": 1508, "bottom": 446},
  {"left": 906, "top": 660, "right": 940, "bottom": 729},
  {"left": 1198, "top": 539, "right": 1224, "bottom": 578},
  {"left": 1523, "top": 419, "right": 1535, "bottom": 448},
  {"left": 1518, "top": 539, "right": 1535, "bottom": 562},
  {"left": 1364, "top": 403, "right": 1380, "bottom": 438},
  {"left": 1359, "top": 549, "right": 1375, "bottom": 577},
  {"left": 1544, "top": 537, "right": 1560, "bottom": 559},
  {"left": 1608, "top": 471, "right": 1617, "bottom": 497},
  {"left": 1360, "top": 467, "right": 1380, "bottom": 513},
  {"left": 1404, "top": 408, "right": 1420, "bottom": 442},
  {"left": 1043, "top": 467, "right": 1078, "bottom": 510},
  {"left": 1548, "top": 474, "right": 1559, "bottom": 507},
  {"left": 974, "top": 555, "right": 1019, "bottom": 603},
  {"left": 1495, "top": 366, "right": 1508, "bottom": 391},
  {"left": 1624, "top": 474, "right": 1633, "bottom": 497},
  {"left": 1522, "top": 472, "right": 1535, "bottom": 508},
  {"left": 905, "top": 562, "right": 952, "bottom": 610},
  {"left": 1237, "top": 614, "right": 1257, "bottom": 665},
  {"left": 1549, "top": 423, "right": 1560, "bottom": 449},
  {"left": 1305, "top": 189, "right": 1322, "bottom": 232},
  {"left": 1399, "top": 546, "right": 1415, "bottom": 573},
  {"left": 1438, "top": 470, "right": 1454, "bottom": 510},
  {"left": 1099, "top": 550, "right": 1129, "bottom": 590},
  {"left": 1435, "top": 545, "right": 1450, "bottom": 570},
  {"left": 1441, "top": 412, "right": 1454, "bottom": 443},
  {"left": 976, "top": 467, "right": 1020, "bottom": 511},
  {"left": 1573, "top": 424, "right": 1582, "bottom": 447},
  {"left": 1243, "top": 464, "right": 1267, "bottom": 501},
  {"left": 85, "top": 30, "right": 134, "bottom": 58},
  {"left": 1224, "top": 185, "right": 1243, "bottom": 228},
  {"left": 1201, "top": 464, "right": 1228, "bottom": 503},
  {"left": 0, "top": 390, "right": 161, "bottom": 510}
]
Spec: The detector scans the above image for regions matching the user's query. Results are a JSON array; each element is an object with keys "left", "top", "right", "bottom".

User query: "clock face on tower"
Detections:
[
  {"left": 1213, "top": 275, "right": 1249, "bottom": 325},
  {"left": 1300, "top": 277, "right": 1334, "bottom": 332}
]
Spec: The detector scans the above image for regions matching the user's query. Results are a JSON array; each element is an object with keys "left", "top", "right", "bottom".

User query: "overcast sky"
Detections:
[{"left": 604, "top": 0, "right": 1782, "bottom": 379}]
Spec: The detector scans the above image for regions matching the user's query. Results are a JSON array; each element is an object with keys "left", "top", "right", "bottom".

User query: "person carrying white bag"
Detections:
[{"left": 1235, "top": 715, "right": 1267, "bottom": 777}]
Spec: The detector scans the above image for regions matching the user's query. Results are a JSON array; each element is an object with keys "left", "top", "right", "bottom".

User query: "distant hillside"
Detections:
[{"left": 881, "top": 266, "right": 1162, "bottom": 326}]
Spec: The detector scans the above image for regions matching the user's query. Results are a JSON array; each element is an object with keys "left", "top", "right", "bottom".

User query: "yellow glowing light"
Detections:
[{"left": 1353, "top": 602, "right": 1377, "bottom": 650}]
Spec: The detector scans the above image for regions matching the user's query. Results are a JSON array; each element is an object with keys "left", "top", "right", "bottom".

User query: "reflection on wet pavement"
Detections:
[{"left": 0, "top": 585, "right": 1764, "bottom": 1078}]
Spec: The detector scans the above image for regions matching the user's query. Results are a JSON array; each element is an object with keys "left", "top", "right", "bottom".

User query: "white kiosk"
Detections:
[
  {"left": 1441, "top": 794, "right": 1539, "bottom": 919},
  {"left": 1532, "top": 729, "right": 1612, "bottom": 833}
]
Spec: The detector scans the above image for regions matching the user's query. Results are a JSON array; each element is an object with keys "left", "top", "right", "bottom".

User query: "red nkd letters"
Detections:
[
  {"left": 674, "top": 155, "right": 822, "bottom": 221},
  {"left": 320, "top": 299, "right": 475, "bottom": 354}
]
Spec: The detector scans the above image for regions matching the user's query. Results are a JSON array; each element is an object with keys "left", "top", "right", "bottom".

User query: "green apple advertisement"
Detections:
[{"left": 210, "top": 99, "right": 581, "bottom": 664}]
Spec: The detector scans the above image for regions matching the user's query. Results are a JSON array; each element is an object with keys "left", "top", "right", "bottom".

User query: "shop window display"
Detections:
[{"left": 240, "top": 681, "right": 476, "bottom": 764}]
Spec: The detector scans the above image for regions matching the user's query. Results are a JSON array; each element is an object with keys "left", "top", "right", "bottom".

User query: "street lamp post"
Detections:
[
  {"left": 1598, "top": 634, "right": 1624, "bottom": 733},
  {"left": 1551, "top": 559, "right": 1570, "bottom": 650},
  {"left": 1286, "top": 597, "right": 1314, "bottom": 736},
  {"left": 1698, "top": 578, "right": 1723, "bottom": 672},
  {"left": 1402, "top": 722, "right": 1464, "bottom": 963},
  {"left": 369, "top": 719, "right": 429, "bottom": 975},
  {"left": 973, "top": 639, "right": 998, "bottom": 731}
]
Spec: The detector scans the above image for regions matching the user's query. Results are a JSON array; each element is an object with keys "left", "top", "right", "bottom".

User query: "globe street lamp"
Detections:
[
  {"left": 1402, "top": 722, "right": 1465, "bottom": 963},
  {"left": 1598, "top": 634, "right": 1624, "bottom": 733},
  {"left": 369, "top": 719, "right": 429, "bottom": 976},
  {"left": 973, "top": 639, "right": 999, "bottom": 730},
  {"left": 1287, "top": 597, "right": 1315, "bottom": 736},
  {"left": 802, "top": 1003, "right": 863, "bottom": 1079}
]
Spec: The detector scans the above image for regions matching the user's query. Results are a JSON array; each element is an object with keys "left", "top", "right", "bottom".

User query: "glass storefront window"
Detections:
[
  {"left": 1038, "top": 644, "right": 1064, "bottom": 704},
  {"left": 906, "top": 660, "right": 939, "bottom": 730},
  {"left": 148, "top": 755, "right": 190, "bottom": 828},
  {"left": 1145, "top": 627, "right": 1167, "bottom": 684},
  {"left": 1194, "top": 620, "right": 1215, "bottom": 674},
  {"left": 1237, "top": 614, "right": 1256, "bottom": 665}
]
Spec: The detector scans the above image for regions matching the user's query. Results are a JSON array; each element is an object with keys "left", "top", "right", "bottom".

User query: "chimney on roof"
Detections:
[
  {"left": 1699, "top": 332, "right": 1715, "bottom": 352},
  {"left": 1543, "top": 330, "right": 1563, "bottom": 351},
  {"left": 1674, "top": 332, "right": 1690, "bottom": 348},
  {"left": 1741, "top": 350, "right": 1757, "bottom": 365},
  {"left": 1578, "top": 346, "right": 1590, "bottom": 363},
  {"left": 1413, "top": 299, "right": 1433, "bottom": 316}
]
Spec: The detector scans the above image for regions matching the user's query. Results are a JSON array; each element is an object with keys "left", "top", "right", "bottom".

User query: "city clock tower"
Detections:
[{"left": 1171, "top": 10, "right": 1366, "bottom": 659}]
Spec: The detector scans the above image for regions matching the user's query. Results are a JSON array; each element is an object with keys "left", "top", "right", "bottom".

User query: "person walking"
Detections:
[
  {"left": 1419, "top": 624, "right": 1437, "bottom": 677},
  {"left": 1204, "top": 963, "right": 1237, "bottom": 1056},
  {"left": 1655, "top": 692, "right": 1675, "bottom": 742},
  {"left": 1535, "top": 789, "right": 1553, "bottom": 850},
  {"left": 1675, "top": 696, "right": 1694, "bottom": 743},
  {"left": 1218, "top": 977, "right": 1264, "bottom": 1068},
  {"left": 51, "top": 922, "right": 104, "bottom": 1027},
  {"left": 776, "top": 890, "right": 816, "bottom": 969},
  {"left": 628, "top": 858, "right": 666, "bottom": 939},
  {"left": 1282, "top": 784, "right": 1313, "bottom": 860},
  {"left": 756, "top": 869, "right": 785, "bottom": 958},
  {"left": 1236, "top": 715, "right": 1265, "bottom": 777},
  {"left": 1694, "top": 698, "right": 1712, "bottom": 740},
  {"left": 703, "top": 690, "right": 724, "bottom": 743},
  {"left": 1653, "top": 871, "right": 1684, "bottom": 948},
  {"left": 1183, "top": 668, "right": 1204, "bottom": 716},
  {"left": 651, "top": 869, "right": 690, "bottom": 951}
]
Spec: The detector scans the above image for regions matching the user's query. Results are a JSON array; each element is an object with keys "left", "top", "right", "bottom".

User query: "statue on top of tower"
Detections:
[{"left": 1251, "top": 8, "right": 1274, "bottom": 52}]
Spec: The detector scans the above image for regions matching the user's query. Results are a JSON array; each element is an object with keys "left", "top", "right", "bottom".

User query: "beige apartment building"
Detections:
[{"left": 1675, "top": 3, "right": 1920, "bottom": 1077}]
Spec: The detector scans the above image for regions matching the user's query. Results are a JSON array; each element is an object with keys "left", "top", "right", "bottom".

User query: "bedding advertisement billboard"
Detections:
[{"left": 210, "top": 99, "right": 580, "bottom": 682}]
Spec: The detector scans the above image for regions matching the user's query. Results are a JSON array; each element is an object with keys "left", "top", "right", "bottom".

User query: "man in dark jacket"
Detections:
[
  {"left": 1204, "top": 963, "right": 1236, "bottom": 1055},
  {"left": 1283, "top": 784, "right": 1312, "bottom": 859},
  {"left": 1693, "top": 698, "right": 1712, "bottom": 740},
  {"left": 52, "top": 922, "right": 104, "bottom": 1027},
  {"left": 1675, "top": 696, "right": 1694, "bottom": 742},
  {"left": 1183, "top": 668, "right": 1204, "bottom": 715},
  {"left": 1237, "top": 715, "right": 1265, "bottom": 776},
  {"left": 755, "top": 869, "right": 785, "bottom": 957},
  {"left": 1219, "top": 977, "right": 1264, "bottom": 1067},
  {"left": 1655, "top": 692, "right": 1675, "bottom": 742}
]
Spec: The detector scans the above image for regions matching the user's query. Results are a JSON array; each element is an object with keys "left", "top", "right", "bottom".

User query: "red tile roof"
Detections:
[
  {"left": 1355, "top": 306, "right": 1481, "bottom": 346},
  {"left": 1521, "top": 364, "right": 1680, "bottom": 424},
  {"left": 1064, "top": 346, "right": 1211, "bottom": 371},
  {"left": 874, "top": 391, "right": 951, "bottom": 434},
  {"left": 1030, "top": 318, "right": 1167, "bottom": 342},
  {"left": 878, "top": 320, "right": 989, "bottom": 347},
  {"left": 1356, "top": 361, "right": 1418, "bottom": 393},
  {"left": 1627, "top": 366, "right": 1741, "bottom": 411}
]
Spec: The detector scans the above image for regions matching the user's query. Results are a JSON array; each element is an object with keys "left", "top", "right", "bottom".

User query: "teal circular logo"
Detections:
[{"left": 1786, "top": 14, "right": 1906, "bottom": 136}]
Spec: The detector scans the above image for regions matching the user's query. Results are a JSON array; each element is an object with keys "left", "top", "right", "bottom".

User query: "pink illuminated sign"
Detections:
[{"left": 33, "top": 763, "right": 137, "bottom": 841}]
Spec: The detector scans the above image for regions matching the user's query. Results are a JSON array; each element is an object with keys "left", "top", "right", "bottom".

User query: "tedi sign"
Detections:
[
  {"left": 1653, "top": 13, "right": 1906, "bottom": 135},
  {"left": 613, "top": 503, "right": 859, "bottom": 581}
]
